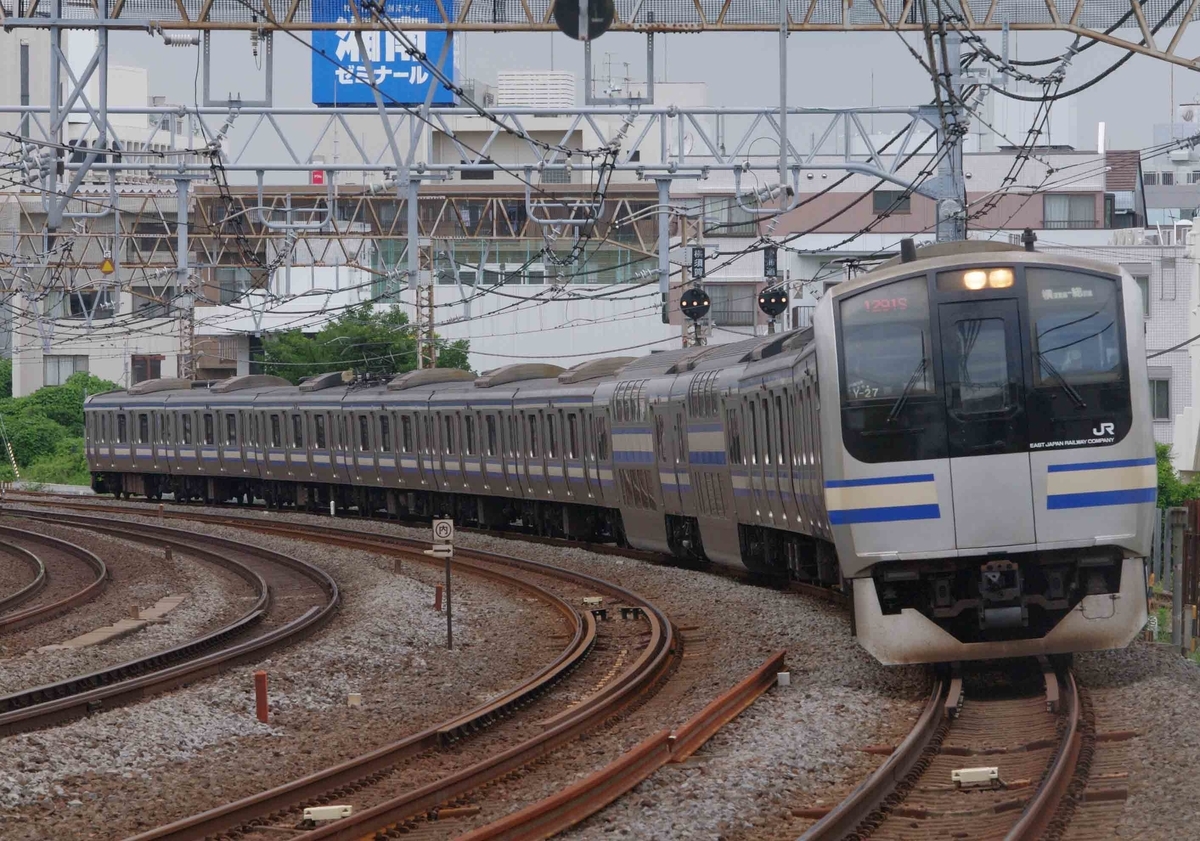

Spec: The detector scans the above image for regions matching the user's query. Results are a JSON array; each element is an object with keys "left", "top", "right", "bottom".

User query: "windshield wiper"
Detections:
[
  {"left": 1036, "top": 352, "right": 1087, "bottom": 409},
  {"left": 887, "top": 358, "right": 928, "bottom": 423}
]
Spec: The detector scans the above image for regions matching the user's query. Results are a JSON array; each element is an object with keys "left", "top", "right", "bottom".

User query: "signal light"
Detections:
[
  {"left": 553, "top": 0, "right": 615, "bottom": 41},
  {"left": 758, "top": 285, "right": 789, "bottom": 318},
  {"left": 680, "top": 286, "right": 711, "bottom": 321}
]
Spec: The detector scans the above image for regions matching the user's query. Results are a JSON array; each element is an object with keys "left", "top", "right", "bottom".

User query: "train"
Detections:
[{"left": 84, "top": 240, "right": 1154, "bottom": 665}]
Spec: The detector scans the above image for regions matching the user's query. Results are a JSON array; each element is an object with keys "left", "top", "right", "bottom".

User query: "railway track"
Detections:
[
  {"left": 3, "top": 491, "right": 849, "bottom": 608},
  {"left": 798, "top": 662, "right": 1096, "bottom": 841},
  {"left": 42, "top": 500, "right": 679, "bottom": 841},
  {"left": 0, "top": 511, "right": 338, "bottom": 736},
  {"left": 0, "top": 523, "right": 108, "bottom": 635}
]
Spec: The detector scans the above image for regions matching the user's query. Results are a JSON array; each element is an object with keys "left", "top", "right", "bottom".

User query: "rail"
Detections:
[
  {"left": 0, "top": 512, "right": 337, "bottom": 736},
  {"left": 0, "top": 524, "right": 108, "bottom": 634},
  {"left": 0, "top": 537, "right": 48, "bottom": 615}
]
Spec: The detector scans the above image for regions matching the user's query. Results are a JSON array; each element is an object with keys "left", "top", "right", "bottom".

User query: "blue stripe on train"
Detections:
[
  {"left": 828, "top": 503, "right": 941, "bottom": 524},
  {"left": 1047, "top": 457, "right": 1156, "bottom": 473},
  {"left": 825, "top": 473, "right": 935, "bottom": 488},
  {"left": 1047, "top": 488, "right": 1157, "bottom": 509}
]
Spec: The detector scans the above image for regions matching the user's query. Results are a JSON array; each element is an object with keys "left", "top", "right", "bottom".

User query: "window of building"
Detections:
[
  {"left": 132, "top": 287, "right": 174, "bottom": 318},
  {"left": 358, "top": 415, "right": 370, "bottom": 451},
  {"left": 270, "top": 414, "right": 282, "bottom": 448},
  {"left": 1043, "top": 194, "right": 1096, "bottom": 229},
  {"left": 66, "top": 289, "right": 116, "bottom": 319},
  {"left": 314, "top": 415, "right": 327, "bottom": 449},
  {"left": 43, "top": 354, "right": 88, "bottom": 386},
  {"left": 117, "top": 414, "right": 128, "bottom": 443},
  {"left": 872, "top": 189, "right": 912, "bottom": 215},
  {"left": 704, "top": 283, "right": 756, "bottom": 327},
  {"left": 131, "top": 354, "right": 163, "bottom": 385},
  {"left": 1144, "top": 171, "right": 1159, "bottom": 186},
  {"left": 401, "top": 415, "right": 413, "bottom": 453},
  {"left": 181, "top": 415, "right": 193, "bottom": 445},
  {"left": 203, "top": 413, "right": 214, "bottom": 445},
  {"left": 137, "top": 413, "right": 149, "bottom": 444},
  {"left": 216, "top": 267, "right": 254, "bottom": 304},
  {"left": 1134, "top": 274, "right": 1150, "bottom": 317},
  {"left": 1151, "top": 379, "right": 1171, "bottom": 420},
  {"left": 225, "top": 413, "right": 238, "bottom": 445},
  {"left": 1190, "top": 171, "right": 1200, "bottom": 185},
  {"left": 379, "top": 415, "right": 392, "bottom": 452},
  {"left": 1161, "top": 171, "right": 1175, "bottom": 186}
]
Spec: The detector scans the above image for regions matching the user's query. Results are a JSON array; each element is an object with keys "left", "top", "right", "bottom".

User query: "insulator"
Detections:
[{"left": 160, "top": 31, "right": 200, "bottom": 47}]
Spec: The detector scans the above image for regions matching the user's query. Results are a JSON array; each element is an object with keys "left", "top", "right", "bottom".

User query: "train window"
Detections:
[
  {"left": 401, "top": 415, "right": 413, "bottom": 453},
  {"left": 100, "top": 414, "right": 108, "bottom": 443},
  {"left": 444, "top": 415, "right": 456, "bottom": 455},
  {"left": 359, "top": 415, "right": 370, "bottom": 451},
  {"left": 547, "top": 414, "right": 558, "bottom": 458},
  {"left": 775, "top": 396, "right": 786, "bottom": 466},
  {"left": 292, "top": 415, "right": 304, "bottom": 448},
  {"left": 138, "top": 413, "right": 149, "bottom": 444},
  {"left": 251, "top": 416, "right": 259, "bottom": 446},
  {"left": 839, "top": 275, "right": 932, "bottom": 401},
  {"left": 945, "top": 318, "right": 1013, "bottom": 414},
  {"left": 464, "top": 415, "right": 477, "bottom": 456},
  {"left": 486, "top": 416, "right": 498, "bottom": 456},
  {"left": 116, "top": 414, "right": 127, "bottom": 443},
  {"left": 181, "top": 415, "right": 193, "bottom": 445},
  {"left": 203, "top": 413, "right": 214, "bottom": 445},
  {"left": 314, "top": 415, "right": 327, "bottom": 449},
  {"left": 225, "top": 414, "right": 238, "bottom": 445},
  {"left": 269, "top": 415, "right": 281, "bottom": 448},
  {"left": 748, "top": 403, "right": 759, "bottom": 465},
  {"left": 508, "top": 416, "right": 518, "bottom": 457},
  {"left": 655, "top": 414, "right": 667, "bottom": 463},
  {"left": 567, "top": 414, "right": 578, "bottom": 459},
  {"left": 528, "top": 415, "right": 540, "bottom": 457},
  {"left": 1026, "top": 269, "right": 1123, "bottom": 386},
  {"left": 595, "top": 418, "right": 610, "bottom": 460},
  {"left": 380, "top": 416, "right": 392, "bottom": 452},
  {"left": 424, "top": 417, "right": 433, "bottom": 454},
  {"left": 676, "top": 412, "right": 686, "bottom": 463}
]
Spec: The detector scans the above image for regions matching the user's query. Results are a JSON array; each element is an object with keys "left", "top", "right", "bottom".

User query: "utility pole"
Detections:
[
  {"left": 174, "top": 176, "right": 196, "bottom": 379},
  {"left": 934, "top": 28, "right": 968, "bottom": 242}
]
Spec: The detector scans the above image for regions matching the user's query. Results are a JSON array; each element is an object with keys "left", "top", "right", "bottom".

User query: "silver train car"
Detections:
[{"left": 84, "top": 241, "right": 1154, "bottom": 664}]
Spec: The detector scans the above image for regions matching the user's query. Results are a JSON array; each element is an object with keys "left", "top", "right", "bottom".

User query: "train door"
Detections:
[
  {"left": 351, "top": 411, "right": 374, "bottom": 486},
  {"left": 746, "top": 398, "right": 767, "bottom": 523},
  {"left": 545, "top": 409, "right": 565, "bottom": 499},
  {"left": 565, "top": 410, "right": 589, "bottom": 501},
  {"left": 483, "top": 413, "right": 502, "bottom": 493},
  {"left": 774, "top": 389, "right": 800, "bottom": 529},
  {"left": 650, "top": 405, "right": 679, "bottom": 512},
  {"left": 937, "top": 299, "right": 1035, "bottom": 548},
  {"left": 396, "top": 412, "right": 417, "bottom": 488},
  {"left": 461, "top": 411, "right": 481, "bottom": 493}
]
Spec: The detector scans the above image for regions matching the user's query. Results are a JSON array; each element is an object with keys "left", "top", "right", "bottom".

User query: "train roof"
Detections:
[{"left": 832, "top": 241, "right": 1127, "bottom": 301}]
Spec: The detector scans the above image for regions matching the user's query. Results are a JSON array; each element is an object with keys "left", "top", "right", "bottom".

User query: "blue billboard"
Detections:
[{"left": 311, "top": 0, "right": 455, "bottom": 107}]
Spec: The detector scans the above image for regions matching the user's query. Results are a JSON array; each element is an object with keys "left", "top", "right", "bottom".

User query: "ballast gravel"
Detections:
[
  {"left": 0, "top": 515, "right": 569, "bottom": 840},
  {"left": 124, "top": 508, "right": 931, "bottom": 841},
  {"left": 1073, "top": 641, "right": 1200, "bottom": 840}
]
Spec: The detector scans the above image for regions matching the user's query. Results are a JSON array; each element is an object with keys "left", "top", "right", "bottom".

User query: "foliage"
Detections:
[
  {"left": 260, "top": 305, "right": 473, "bottom": 385},
  {"left": 0, "top": 371, "right": 117, "bottom": 484},
  {"left": 1156, "top": 443, "right": 1200, "bottom": 508},
  {"left": 0, "top": 359, "right": 11, "bottom": 399}
]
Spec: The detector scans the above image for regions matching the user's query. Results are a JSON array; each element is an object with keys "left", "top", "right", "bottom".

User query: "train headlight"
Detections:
[
  {"left": 987, "top": 268, "right": 1014, "bottom": 288},
  {"left": 963, "top": 270, "right": 988, "bottom": 290}
]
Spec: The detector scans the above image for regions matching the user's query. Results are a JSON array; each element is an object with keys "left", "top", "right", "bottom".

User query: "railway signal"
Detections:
[
  {"left": 680, "top": 285, "right": 711, "bottom": 321},
  {"left": 758, "top": 284, "right": 788, "bottom": 334},
  {"left": 553, "top": 0, "right": 615, "bottom": 41}
]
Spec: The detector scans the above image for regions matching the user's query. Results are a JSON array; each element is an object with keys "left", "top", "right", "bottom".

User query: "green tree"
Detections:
[
  {"left": 260, "top": 305, "right": 471, "bottom": 384},
  {"left": 1156, "top": 443, "right": 1200, "bottom": 508},
  {"left": 0, "top": 359, "right": 11, "bottom": 399}
]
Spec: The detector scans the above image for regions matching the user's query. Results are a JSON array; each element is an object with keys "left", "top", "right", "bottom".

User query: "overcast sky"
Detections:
[{"left": 110, "top": 24, "right": 1200, "bottom": 155}]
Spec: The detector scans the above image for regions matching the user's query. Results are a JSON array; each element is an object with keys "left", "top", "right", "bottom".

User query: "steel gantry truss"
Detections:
[
  {"left": 0, "top": 0, "right": 1192, "bottom": 371},
  {"left": 2, "top": 0, "right": 1199, "bottom": 74}
]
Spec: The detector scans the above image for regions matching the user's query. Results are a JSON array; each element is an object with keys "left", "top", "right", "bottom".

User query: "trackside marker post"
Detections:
[
  {"left": 425, "top": 519, "right": 455, "bottom": 650},
  {"left": 254, "top": 670, "right": 269, "bottom": 723}
]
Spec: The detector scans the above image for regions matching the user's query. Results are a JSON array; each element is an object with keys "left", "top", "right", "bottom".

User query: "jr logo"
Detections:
[{"left": 1093, "top": 422, "right": 1115, "bottom": 436}]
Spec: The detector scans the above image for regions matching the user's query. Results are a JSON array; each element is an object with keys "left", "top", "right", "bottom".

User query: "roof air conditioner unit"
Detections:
[{"left": 1170, "top": 148, "right": 1192, "bottom": 163}]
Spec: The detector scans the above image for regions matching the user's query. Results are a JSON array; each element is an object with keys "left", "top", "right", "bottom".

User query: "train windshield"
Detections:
[
  {"left": 1026, "top": 269, "right": 1123, "bottom": 387},
  {"left": 839, "top": 276, "right": 933, "bottom": 401}
]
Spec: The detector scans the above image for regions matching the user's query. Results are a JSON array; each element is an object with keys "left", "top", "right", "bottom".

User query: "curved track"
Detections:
[
  {"left": 800, "top": 663, "right": 1084, "bottom": 841},
  {"left": 0, "top": 512, "right": 338, "bottom": 736},
  {"left": 0, "top": 524, "right": 108, "bottom": 635}
]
